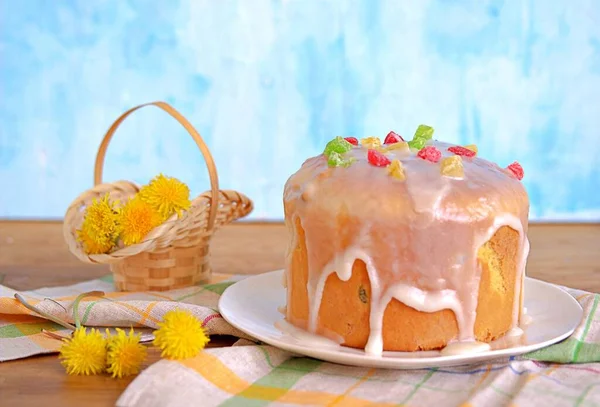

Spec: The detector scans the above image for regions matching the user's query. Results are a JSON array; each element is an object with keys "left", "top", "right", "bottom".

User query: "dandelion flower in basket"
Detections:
[{"left": 63, "top": 102, "right": 253, "bottom": 291}]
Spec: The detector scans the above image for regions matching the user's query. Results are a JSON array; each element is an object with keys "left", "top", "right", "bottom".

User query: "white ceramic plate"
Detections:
[{"left": 219, "top": 270, "right": 583, "bottom": 369}]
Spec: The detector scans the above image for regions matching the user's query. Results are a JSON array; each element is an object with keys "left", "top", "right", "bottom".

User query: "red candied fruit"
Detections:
[
  {"left": 383, "top": 131, "right": 405, "bottom": 144},
  {"left": 448, "top": 146, "right": 476, "bottom": 157},
  {"left": 417, "top": 146, "right": 441, "bottom": 163},
  {"left": 344, "top": 137, "right": 359, "bottom": 146},
  {"left": 507, "top": 161, "right": 524, "bottom": 180},
  {"left": 367, "top": 149, "right": 391, "bottom": 167}
]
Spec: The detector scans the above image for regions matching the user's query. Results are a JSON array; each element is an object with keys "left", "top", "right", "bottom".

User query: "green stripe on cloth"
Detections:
[
  {"left": 523, "top": 338, "right": 600, "bottom": 363},
  {"left": 574, "top": 294, "right": 599, "bottom": 361},
  {"left": 400, "top": 368, "right": 438, "bottom": 405},
  {"left": 525, "top": 337, "right": 600, "bottom": 363},
  {"left": 98, "top": 274, "right": 114, "bottom": 283},
  {"left": 204, "top": 282, "right": 236, "bottom": 295},
  {"left": 524, "top": 294, "right": 600, "bottom": 363},
  {"left": 219, "top": 358, "right": 322, "bottom": 407},
  {"left": 0, "top": 321, "right": 62, "bottom": 338}
]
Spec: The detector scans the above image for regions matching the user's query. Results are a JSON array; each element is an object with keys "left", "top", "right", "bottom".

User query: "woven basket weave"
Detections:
[{"left": 63, "top": 101, "right": 253, "bottom": 291}]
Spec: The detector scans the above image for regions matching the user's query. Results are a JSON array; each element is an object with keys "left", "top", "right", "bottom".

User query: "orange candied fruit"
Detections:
[
  {"left": 440, "top": 155, "right": 464, "bottom": 178},
  {"left": 360, "top": 137, "right": 381, "bottom": 149},
  {"left": 387, "top": 159, "right": 406, "bottom": 181}
]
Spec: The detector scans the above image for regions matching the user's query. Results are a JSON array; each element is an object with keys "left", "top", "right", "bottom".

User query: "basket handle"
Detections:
[{"left": 94, "top": 101, "right": 220, "bottom": 232}]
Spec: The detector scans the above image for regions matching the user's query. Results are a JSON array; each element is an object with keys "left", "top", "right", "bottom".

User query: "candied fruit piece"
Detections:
[
  {"left": 327, "top": 151, "right": 356, "bottom": 168},
  {"left": 440, "top": 155, "right": 464, "bottom": 178},
  {"left": 465, "top": 144, "right": 478, "bottom": 154},
  {"left": 448, "top": 146, "right": 476, "bottom": 157},
  {"left": 507, "top": 161, "right": 524, "bottom": 180},
  {"left": 324, "top": 136, "right": 353, "bottom": 157},
  {"left": 408, "top": 124, "right": 434, "bottom": 150},
  {"left": 367, "top": 149, "right": 391, "bottom": 167},
  {"left": 344, "top": 137, "right": 359, "bottom": 146},
  {"left": 417, "top": 146, "right": 441, "bottom": 163},
  {"left": 384, "top": 131, "right": 405, "bottom": 144},
  {"left": 387, "top": 159, "right": 406, "bottom": 181},
  {"left": 361, "top": 137, "right": 381, "bottom": 149},
  {"left": 384, "top": 141, "right": 409, "bottom": 153}
]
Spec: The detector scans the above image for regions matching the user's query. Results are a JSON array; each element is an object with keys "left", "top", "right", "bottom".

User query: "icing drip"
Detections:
[
  {"left": 284, "top": 140, "right": 530, "bottom": 355},
  {"left": 307, "top": 245, "right": 381, "bottom": 333},
  {"left": 366, "top": 284, "right": 463, "bottom": 355}
]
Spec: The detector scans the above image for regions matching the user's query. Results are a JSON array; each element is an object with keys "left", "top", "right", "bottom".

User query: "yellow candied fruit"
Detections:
[
  {"left": 384, "top": 141, "right": 409, "bottom": 153},
  {"left": 440, "top": 155, "right": 464, "bottom": 178},
  {"left": 387, "top": 159, "right": 406, "bottom": 181},
  {"left": 360, "top": 137, "right": 381, "bottom": 149},
  {"left": 464, "top": 144, "right": 478, "bottom": 154}
]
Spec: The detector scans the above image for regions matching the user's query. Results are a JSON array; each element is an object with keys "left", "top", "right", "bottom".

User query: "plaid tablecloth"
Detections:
[{"left": 1, "top": 273, "right": 598, "bottom": 407}]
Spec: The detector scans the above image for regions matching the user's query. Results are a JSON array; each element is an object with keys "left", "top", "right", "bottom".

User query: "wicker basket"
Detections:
[{"left": 63, "top": 101, "right": 253, "bottom": 291}]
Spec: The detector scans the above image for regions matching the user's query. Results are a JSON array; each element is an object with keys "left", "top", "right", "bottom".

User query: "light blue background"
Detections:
[{"left": 1, "top": 0, "right": 599, "bottom": 221}]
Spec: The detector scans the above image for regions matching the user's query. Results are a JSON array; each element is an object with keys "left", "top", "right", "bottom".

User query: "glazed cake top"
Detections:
[{"left": 284, "top": 126, "right": 529, "bottom": 226}]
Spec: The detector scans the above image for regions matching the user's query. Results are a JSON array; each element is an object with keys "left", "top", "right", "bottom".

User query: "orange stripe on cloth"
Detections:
[
  {"left": 0, "top": 297, "right": 39, "bottom": 316},
  {"left": 576, "top": 293, "right": 592, "bottom": 301},
  {"left": 0, "top": 313, "right": 49, "bottom": 324},
  {"left": 139, "top": 301, "right": 160, "bottom": 325},
  {"left": 327, "top": 368, "right": 375, "bottom": 407},
  {"left": 468, "top": 363, "right": 492, "bottom": 397},
  {"left": 180, "top": 352, "right": 399, "bottom": 406},
  {"left": 112, "top": 301, "right": 161, "bottom": 325},
  {"left": 27, "top": 330, "right": 65, "bottom": 351}
]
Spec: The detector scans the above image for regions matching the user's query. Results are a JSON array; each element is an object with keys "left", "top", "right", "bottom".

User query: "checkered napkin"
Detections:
[
  {"left": 1, "top": 276, "right": 599, "bottom": 407},
  {"left": 0, "top": 274, "right": 247, "bottom": 362}
]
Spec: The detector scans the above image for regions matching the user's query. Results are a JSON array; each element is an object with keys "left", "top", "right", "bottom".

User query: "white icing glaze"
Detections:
[
  {"left": 505, "top": 327, "right": 525, "bottom": 337},
  {"left": 283, "top": 139, "right": 530, "bottom": 355},
  {"left": 521, "top": 314, "right": 533, "bottom": 326}
]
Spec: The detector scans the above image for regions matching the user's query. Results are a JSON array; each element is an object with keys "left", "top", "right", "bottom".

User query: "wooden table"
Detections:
[{"left": 0, "top": 221, "right": 599, "bottom": 406}]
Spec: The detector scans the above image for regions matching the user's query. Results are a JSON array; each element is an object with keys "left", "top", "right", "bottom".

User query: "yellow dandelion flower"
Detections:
[
  {"left": 77, "top": 227, "right": 113, "bottom": 254},
  {"left": 77, "top": 194, "right": 119, "bottom": 254},
  {"left": 59, "top": 327, "right": 107, "bottom": 375},
  {"left": 106, "top": 328, "right": 147, "bottom": 378},
  {"left": 139, "top": 174, "right": 191, "bottom": 220},
  {"left": 118, "top": 197, "right": 162, "bottom": 246},
  {"left": 153, "top": 309, "right": 210, "bottom": 360}
]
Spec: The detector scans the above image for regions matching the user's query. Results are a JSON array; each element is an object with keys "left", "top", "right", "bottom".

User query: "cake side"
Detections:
[{"left": 286, "top": 218, "right": 520, "bottom": 351}]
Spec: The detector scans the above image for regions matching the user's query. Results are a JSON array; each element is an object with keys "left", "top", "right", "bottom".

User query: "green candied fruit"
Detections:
[
  {"left": 408, "top": 124, "right": 435, "bottom": 150},
  {"left": 327, "top": 151, "right": 356, "bottom": 168},
  {"left": 323, "top": 136, "right": 353, "bottom": 157}
]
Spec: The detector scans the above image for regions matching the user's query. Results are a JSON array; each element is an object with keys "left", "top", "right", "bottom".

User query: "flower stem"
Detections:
[
  {"left": 41, "top": 329, "right": 70, "bottom": 341},
  {"left": 72, "top": 291, "right": 105, "bottom": 329},
  {"left": 14, "top": 294, "right": 76, "bottom": 331}
]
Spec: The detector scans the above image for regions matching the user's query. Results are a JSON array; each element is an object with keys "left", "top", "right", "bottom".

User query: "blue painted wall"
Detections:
[{"left": 1, "top": 0, "right": 599, "bottom": 221}]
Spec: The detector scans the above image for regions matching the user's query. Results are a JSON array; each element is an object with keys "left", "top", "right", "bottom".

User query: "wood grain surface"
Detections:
[{"left": 0, "top": 220, "right": 599, "bottom": 406}]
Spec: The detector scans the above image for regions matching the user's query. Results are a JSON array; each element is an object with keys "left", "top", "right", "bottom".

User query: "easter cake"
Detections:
[{"left": 282, "top": 126, "right": 529, "bottom": 354}]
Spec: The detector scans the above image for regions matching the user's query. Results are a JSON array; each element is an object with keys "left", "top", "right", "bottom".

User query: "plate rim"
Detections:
[{"left": 219, "top": 269, "right": 584, "bottom": 369}]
